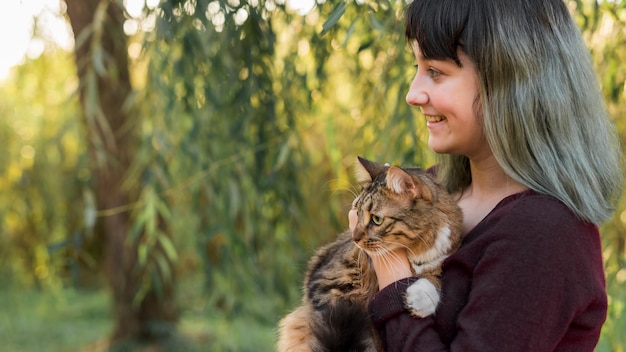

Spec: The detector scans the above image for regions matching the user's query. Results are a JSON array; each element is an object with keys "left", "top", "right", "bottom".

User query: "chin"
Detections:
[{"left": 427, "top": 142, "right": 448, "bottom": 154}]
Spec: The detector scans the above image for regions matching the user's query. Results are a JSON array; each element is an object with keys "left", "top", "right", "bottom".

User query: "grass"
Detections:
[
  {"left": 0, "top": 288, "right": 112, "bottom": 351},
  {"left": 0, "top": 282, "right": 278, "bottom": 352},
  {"left": 0, "top": 275, "right": 622, "bottom": 351}
]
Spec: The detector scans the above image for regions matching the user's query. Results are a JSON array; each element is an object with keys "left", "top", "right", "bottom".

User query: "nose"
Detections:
[
  {"left": 349, "top": 209, "right": 363, "bottom": 241},
  {"left": 352, "top": 226, "right": 365, "bottom": 242},
  {"left": 406, "top": 73, "right": 429, "bottom": 106}
]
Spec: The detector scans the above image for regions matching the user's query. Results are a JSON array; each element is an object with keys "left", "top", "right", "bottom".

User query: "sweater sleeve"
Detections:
[
  {"left": 368, "top": 195, "right": 607, "bottom": 352},
  {"left": 369, "top": 277, "right": 447, "bottom": 352}
]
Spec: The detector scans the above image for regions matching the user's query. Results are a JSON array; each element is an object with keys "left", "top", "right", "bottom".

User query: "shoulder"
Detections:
[
  {"left": 467, "top": 191, "right": 603, "bottom": 280},
  {"left": 484, "top": 190, "right": 598, "bottom": 240}
]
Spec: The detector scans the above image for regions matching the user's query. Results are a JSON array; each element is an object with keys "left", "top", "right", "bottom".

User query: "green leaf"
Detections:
[
  {"left": 155, "top": 252, "right": 172, "bottom": 283},
  {"left": 92, "top": 46, "right": 107, "bottom": 76},
  {"left": 158, "top": 234, "right": 178, "bottom": 262},
  {"left": 273, "top": 139, "right": 291, "bottom": 171},
  {"left": 138, "top": 244, "right": 148, "bottom": 267},
  {"left": 132, "top": 278, "right": 151, "bottom": 308},
  {"left": 340, "top": 18, "right": 357, "bottom": 47},
  {"left": 358, "top": 40, "right": 373, "bottom": 52},
  {"left": 368, "top": 13, "right": 384, "bottom": 32},
  {"left": 321, "top": 2, "right": 347, "bottom": 36}
]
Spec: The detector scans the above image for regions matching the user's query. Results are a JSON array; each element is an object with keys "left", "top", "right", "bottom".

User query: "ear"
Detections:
[
  {"left": 386, "top": 166, "right": 432, "bottom": 202},
  {"left": 354, "top": 156, "right": 387, "bottom": 185}
]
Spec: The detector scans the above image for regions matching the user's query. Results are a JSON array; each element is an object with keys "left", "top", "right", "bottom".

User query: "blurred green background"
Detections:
[{"left": 0, "top": 0, "right": 624, "bottom": 351}]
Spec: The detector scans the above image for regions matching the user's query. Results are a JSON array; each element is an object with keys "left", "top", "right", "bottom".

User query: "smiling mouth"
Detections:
[{"left": 425, "top": 115, "right": 446, "bottom": 123}]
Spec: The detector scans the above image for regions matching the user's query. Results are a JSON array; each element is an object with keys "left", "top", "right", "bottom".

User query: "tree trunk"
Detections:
[{"left": 65, "top": 0, "right": 177, "bottom": 344}]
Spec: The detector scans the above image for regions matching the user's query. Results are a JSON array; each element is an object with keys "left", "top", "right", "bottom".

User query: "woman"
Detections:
[{"left": 350, "top": 0, "right": 623, "bottom": 350}]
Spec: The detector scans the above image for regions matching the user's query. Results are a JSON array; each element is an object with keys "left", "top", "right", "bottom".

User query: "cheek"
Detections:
[
  {"left": 458, "top": 110, "right": 481, "bottom": 131},
  {"left": 434, "top": 75, "right": 477, "bottom": 111},
  {"left": 428, "top": 89, "right": 459, "bottom": 120}
]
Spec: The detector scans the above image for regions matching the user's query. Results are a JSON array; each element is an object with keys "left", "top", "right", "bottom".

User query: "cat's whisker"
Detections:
[
  {"left": 374, "top": 248, "right": 409, "bottom": 281},
  {"left": 384, "top": 240, "right": 419, "bottom": 258},
  {"left": 348, "top": 184, "right": 361, "bottom": 198},
  {"left": 374, "top": 251, "right": 394, "bottom": 277},
  {"left": 331, "top": 185, "right": 359, "bottom": 199}
]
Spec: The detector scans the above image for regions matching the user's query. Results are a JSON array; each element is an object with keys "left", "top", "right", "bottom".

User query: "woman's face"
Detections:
[{"left": 406, "top": 43, "right": 490, "bottom": 160}]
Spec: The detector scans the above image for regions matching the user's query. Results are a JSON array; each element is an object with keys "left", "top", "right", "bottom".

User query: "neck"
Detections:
[
  {"left": 465, "top": 154, "right": 527, "bottom": 200},
  {"left": 457, "top": 153, "right": 529, "bottom": 234}
]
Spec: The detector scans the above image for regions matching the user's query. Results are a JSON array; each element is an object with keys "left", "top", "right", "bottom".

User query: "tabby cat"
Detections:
[{"left": 277, "top": 157, "right": 464, "bottom": 352}]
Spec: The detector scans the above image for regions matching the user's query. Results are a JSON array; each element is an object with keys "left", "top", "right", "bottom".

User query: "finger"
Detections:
[{"left": 348, "top": 209, "right": 358, "bottom": 232}]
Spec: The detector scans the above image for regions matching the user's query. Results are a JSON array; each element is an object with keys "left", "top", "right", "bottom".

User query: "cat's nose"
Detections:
[{"left": 352, "top": 227, "right": 364, "bottom": 242}]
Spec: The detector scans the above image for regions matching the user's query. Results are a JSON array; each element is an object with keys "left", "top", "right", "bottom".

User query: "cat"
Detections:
[{"left": 277, "top": 156, "right": 464, "bottom": 352}]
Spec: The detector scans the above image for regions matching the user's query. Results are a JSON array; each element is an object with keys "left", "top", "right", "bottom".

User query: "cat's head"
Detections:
[
  {"left": 353, "top": 156, "right": 433, "bottom": 203},
  {"left": 350, "top": 157, "right": 463, "bottom": 262}
]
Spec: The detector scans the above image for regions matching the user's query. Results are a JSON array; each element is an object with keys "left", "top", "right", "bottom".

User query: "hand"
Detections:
[{"left": 349, "top": 209, "right": 413, "bottom": 290}]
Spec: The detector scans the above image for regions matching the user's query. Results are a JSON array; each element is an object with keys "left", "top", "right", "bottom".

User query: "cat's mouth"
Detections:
[
  {"left": 425, "top": 115, "right": 446, "bottom": 123},
  {"left": 353, "top": 240, "right": 383, "bottom": 253}
]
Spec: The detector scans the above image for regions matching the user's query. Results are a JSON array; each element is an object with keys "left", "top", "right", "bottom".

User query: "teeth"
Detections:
[{"left": 426, "top": 115, "right": 445, "bottom": 122}]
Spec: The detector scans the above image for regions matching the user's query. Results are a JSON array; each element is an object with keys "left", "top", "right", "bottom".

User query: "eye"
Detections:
[
  {"left": 414, "top": 64, "right": 442, "bottom": 80},
  {"left": 427, "top": 68, "right": 442, "bottom": 78},
  {"left": 371, "top": 215, "right": 384, "bottom": 226}
]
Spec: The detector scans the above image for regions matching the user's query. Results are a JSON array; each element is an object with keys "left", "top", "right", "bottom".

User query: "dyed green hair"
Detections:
[{"left": 405, "top": 0, "right": 623, "bottom": 224}]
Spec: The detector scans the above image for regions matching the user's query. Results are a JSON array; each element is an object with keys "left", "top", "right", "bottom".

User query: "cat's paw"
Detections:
[{"left": 405, "top": 278, "right": 440, "bottom": 317}]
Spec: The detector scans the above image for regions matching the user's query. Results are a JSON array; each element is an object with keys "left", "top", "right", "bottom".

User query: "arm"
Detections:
[{"left": 367, "top": 197, "right": 607, "bottom": 351}]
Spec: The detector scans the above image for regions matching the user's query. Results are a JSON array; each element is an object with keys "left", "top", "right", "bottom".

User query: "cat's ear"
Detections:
[
  {"left": 354, "top": 156, "right": 387, "bottom": 185},
  {"left": 387, "top": 166, "right": 432, "bottom": 202}
]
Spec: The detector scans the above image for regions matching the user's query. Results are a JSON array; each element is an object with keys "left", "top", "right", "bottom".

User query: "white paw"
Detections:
[{"left": 405, "top": 278, "right": 440, "bottom": 317}]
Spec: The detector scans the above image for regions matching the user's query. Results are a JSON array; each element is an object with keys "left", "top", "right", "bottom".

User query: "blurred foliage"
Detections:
[
  {"left": 0, "top": 0, "right": 624, "bottom": 350},
  {"left": 572, "top": 1, "right": 626, "bottom": 351},
  {"left": 0, "top": 47, "right": 97, "bottom": 290}
]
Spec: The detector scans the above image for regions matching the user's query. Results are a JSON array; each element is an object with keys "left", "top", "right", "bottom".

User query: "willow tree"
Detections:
[
  {"left": 65, "top": 0, "right": 177, "bottom": 345},
  {"left": 138, "top": 0, "right": 322, "bottom": 321}
]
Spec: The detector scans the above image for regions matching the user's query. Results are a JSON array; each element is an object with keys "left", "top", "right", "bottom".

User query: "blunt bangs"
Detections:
[{"left": 405, "top": 0, "right": 470, "bottom": 65}]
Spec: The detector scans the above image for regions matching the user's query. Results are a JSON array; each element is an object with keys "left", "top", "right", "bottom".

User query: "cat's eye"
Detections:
[{"left": 371, "top": 215, "right": 383, "bottom": 226}]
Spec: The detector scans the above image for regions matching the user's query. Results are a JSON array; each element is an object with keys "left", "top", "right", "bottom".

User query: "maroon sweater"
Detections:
[{"left": 368, "top": 190, "right": 607, "bottom": 351}]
